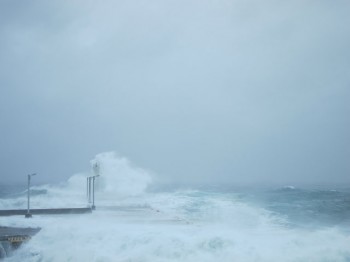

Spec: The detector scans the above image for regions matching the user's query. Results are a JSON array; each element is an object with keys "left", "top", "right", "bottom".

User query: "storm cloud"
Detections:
[{"left": 1, "top": 0, "right": 349, "bottom": 186}]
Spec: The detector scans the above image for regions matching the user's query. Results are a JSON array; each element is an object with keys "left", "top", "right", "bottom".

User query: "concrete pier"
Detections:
[
  {"left": 0, "top": 226, "right": 41, "bottom": 258},
  {"left": 0, "top": 207, "right": 92, "bottom": 217},
  {"left": 0, "top": 208, "right": 92, "bottom": 258}
]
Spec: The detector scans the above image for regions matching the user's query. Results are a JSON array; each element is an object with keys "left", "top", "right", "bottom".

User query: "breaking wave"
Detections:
[{"left": 1, "top": 152, "right": 350, "bottom": 262}]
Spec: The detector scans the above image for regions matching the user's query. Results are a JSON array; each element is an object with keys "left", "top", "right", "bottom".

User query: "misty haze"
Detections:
[{"left": 0, "top": 0, "right": 349, "bottom": 261}]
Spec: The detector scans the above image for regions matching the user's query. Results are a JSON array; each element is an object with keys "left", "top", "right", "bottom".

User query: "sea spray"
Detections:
[
  {"left": 90, "top": 152, "right": 153, "bottom": 197},
  {"left": 3, "top": 190, "right": 350, "bottom": 262},
  {"left": 1, "top": 152, "right": 350, "bottom": 261},
  {"left": 0, "top": 152, "right": 153, "bottom": 210}
]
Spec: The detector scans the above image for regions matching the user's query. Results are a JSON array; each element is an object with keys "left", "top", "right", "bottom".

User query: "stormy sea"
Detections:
[{"left": 1, "top": 153, "right": 349, "bottom": 262}]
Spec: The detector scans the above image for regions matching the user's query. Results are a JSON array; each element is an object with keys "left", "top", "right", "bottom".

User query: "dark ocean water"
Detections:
[{"left": 239, "top": 187, "right": 350, "bottom": 229}]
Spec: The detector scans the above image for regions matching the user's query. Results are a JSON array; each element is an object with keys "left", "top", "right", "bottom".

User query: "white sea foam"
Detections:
[
  {"left": 3, "top": 193, "right": 350, "bottom": 262},
  {"left": 1, "top": 152, "right": 350, "bottom": 262}
]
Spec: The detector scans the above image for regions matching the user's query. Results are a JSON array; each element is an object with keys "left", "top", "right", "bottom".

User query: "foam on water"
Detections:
[
  {"left": 3, "top": 194, "right": 350, "bottom": 262},
  {"left": 1, "top": 152, "right": 350, "bottom": 262}
]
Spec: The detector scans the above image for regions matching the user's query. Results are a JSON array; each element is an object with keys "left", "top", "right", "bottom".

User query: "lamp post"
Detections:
[
  {"left": 91, "top": 162, "right": 100, "bottom": 210},
  {"left": 91, "top": 175, "right": 100, "bottom": 210},
  {"left": 25, "top": 173, "right": 36, "bottom": 218},
  {"left": 87, "top": 177, "right": 91, "bottom": 204}
]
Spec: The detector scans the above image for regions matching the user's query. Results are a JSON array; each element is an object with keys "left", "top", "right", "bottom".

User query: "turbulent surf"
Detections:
[{"left": 1, "top": 152, "right": 349, "bottom": 262}]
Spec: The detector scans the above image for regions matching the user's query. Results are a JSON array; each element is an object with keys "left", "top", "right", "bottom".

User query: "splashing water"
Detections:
[
  {"left": 1, "top": 152, "right": 350, "bottom": 262},
  {"left": 91, "top": 152, "right": 152, "bottom": 197}
]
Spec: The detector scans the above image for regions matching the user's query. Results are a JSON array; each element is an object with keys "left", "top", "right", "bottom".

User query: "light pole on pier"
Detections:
[
  {"left": 91, "top": 175, "right": 99, "bottom": 210},
  {"left": 25, "top": 173, "right": 36, "bottom": 218},
  {"left": 87, "top": 162, "right": 100, "bottom": 210},
  {"left": 86, "top": 175, "right": 100, "bottom": 209}
]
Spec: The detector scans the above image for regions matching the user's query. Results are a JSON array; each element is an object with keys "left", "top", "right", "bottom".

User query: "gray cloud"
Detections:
[{"left": 1, "top": 0, "right": 349, "bottom": 186}]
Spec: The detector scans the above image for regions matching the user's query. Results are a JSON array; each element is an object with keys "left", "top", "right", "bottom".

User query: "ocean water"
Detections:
[{"left": 1, "top": 152, "right": 350, "bottom": 262}]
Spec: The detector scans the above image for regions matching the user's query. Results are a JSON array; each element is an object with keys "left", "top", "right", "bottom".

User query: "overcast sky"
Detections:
[{"left": 0, "top": 0, "right": 349, "bottom": 186}]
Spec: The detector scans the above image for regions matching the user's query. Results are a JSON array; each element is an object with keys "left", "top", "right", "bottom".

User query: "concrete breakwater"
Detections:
[
  {"left": 0, "top": 207, "right": 92, "bottom": 259},
  {"left": 0, "top": 207, "right": 92, "bottom": 216},
  {"left": 0, "top": 226, "right": 41, "bottom": 259}
]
